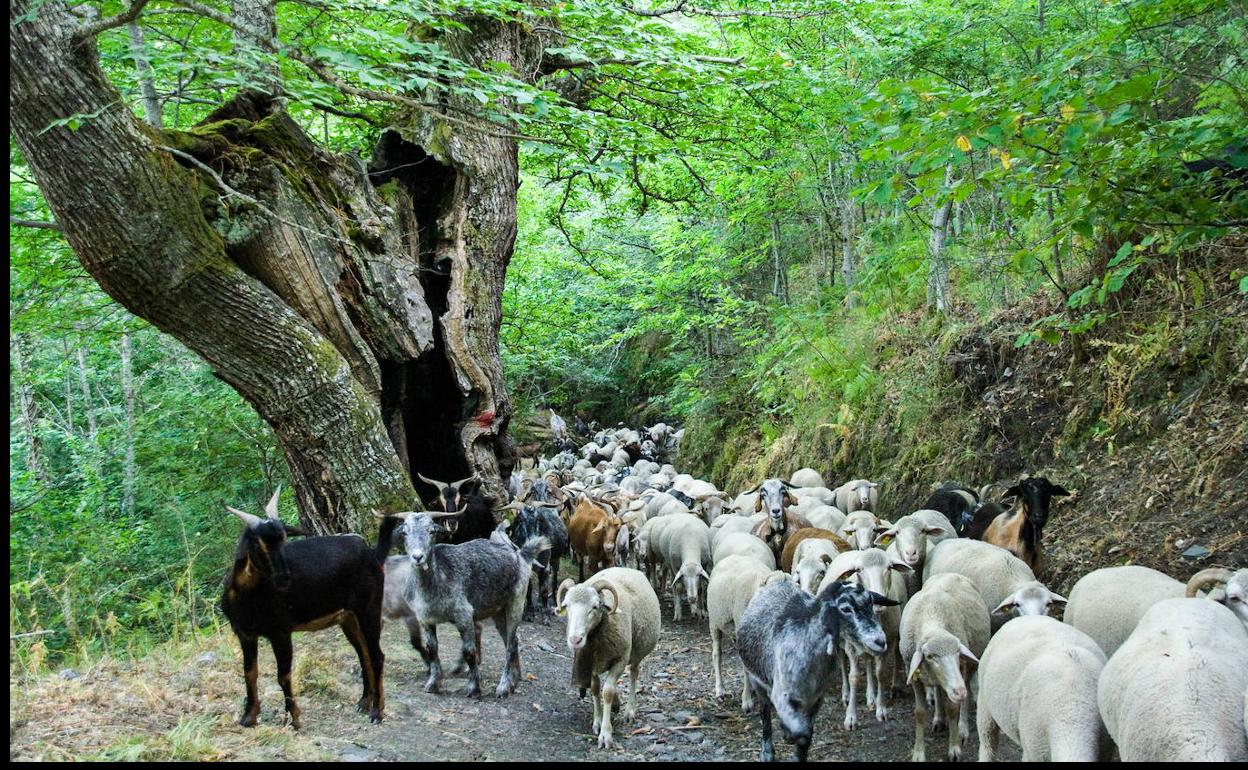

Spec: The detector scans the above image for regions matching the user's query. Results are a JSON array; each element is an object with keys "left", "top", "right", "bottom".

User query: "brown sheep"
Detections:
[{"left": 779, "top": 527, "right": 852, "bottom": 572}]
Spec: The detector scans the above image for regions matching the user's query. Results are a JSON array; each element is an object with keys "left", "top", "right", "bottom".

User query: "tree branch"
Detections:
[
  {"left": 10, "top": 217, "right": 63, "bottom": 232},
  {"left": 75, "top": 0, "right": 152, "bottom": 40}
]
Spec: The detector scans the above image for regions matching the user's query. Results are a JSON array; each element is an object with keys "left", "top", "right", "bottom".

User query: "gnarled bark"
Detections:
[{"left": 10, "top": 1, "right": 532, "bottom": 531}]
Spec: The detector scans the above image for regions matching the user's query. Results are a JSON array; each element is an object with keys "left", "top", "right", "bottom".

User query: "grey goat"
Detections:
[
  {"left": 396, "top": 511, "right": 548, "bottom": 698},
  {"left": 737, "top": 578, "right": 897, "bottom": 761}
]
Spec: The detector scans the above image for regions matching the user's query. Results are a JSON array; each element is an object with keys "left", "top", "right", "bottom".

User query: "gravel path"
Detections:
[{"left": 308, "top": 587, "right": 1019, "bottom": 762}]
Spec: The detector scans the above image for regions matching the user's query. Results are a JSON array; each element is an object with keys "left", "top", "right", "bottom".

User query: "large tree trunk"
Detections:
[{"left": 10, "top": 1, "right": 528, "bottom": 532}]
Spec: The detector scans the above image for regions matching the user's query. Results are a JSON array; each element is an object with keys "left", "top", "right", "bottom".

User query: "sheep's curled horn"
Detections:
[
  {"left": 1186, "top": 567, "right": 1234, "bottom": 599},
  {"left": 556, "top": 578, "right": 576, "bottom": 611},
  {"left": 594, "top": 583, "right": 621, "bottom": 615}
]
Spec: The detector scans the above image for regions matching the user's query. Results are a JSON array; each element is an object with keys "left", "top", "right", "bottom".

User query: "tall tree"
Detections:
[{"left": 10, "top": 1, "right": 546, "bottom": 531}]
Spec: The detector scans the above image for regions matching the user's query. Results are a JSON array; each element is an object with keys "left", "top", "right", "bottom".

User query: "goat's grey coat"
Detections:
[{"left": 400, "top": 512, "right": 547, "bottom": 699}]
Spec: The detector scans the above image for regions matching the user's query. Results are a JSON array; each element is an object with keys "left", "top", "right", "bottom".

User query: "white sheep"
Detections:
[
  {"left": 877, "top": 509, "right": 957, "bottom": 594},
  {"left": 838, "top": 510, "right": 890, "bottom": 551},
  {"left": 654, "top": 513, "right": 712, "bottom": 620},
  {"left": 790, "top": 538, "right": 844, "bottom": 594},
  {"left": 790, "top": 485, "right": 836, "bottom": 507},
  {"left": 712, "top": 531, "right": 777, "bottom": 570},
  {"left": 1098, "top": 597, "right": 1248, "bottom": 761},
  {"left": 707, "top": 554, "right": 786, "bottom": 710},
  {"left": 824, "top": 547, "right": 911, "bottom": 728},
  {"left": 924, "top": 539, "right": 1066, "bottom": 631},
  {"left": 709, "top": 511, "right": 765, "bottom": 550},
  {"left": 977, "top": 615, "right": 1110, "bottom": 762},
  {"left": 899, "top": 573, "right": 990, "bottom": 762},
  {"left": 558, "top": 568, "right": 662, "bottom": 750},
  {"left": 801, "top": 503, "right": 847, "bottom": 532},
  {"left": 789, "top": 467, "right": 825, "bottom": 488},
  {"left": 1187, "top": 566, "right": 1248, "bottom": 628},
  {"left": 1062, "top": 565, "right": 1185, "bottom": 657},
  {"left": 834, "top": 478, "right": 878, "bottom": 513}
]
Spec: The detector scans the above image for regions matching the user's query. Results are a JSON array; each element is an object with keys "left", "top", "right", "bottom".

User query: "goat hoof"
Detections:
[
  {"left": 424, "top": 678, "right": 441, "bottom": 694},
  {"left": 239, "top": 713, "right": 259, "bottom": 728},
  {"left": 464, "top": 685, "right": 481, "bottom": 699},
  {"left": 370, "top": 709, "right": 383, "bottom": 725}
]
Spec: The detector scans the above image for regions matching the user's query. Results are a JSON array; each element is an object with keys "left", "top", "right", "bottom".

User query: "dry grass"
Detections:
[{"left": 9, "top": 627, "right": 357, "bottom": 761}]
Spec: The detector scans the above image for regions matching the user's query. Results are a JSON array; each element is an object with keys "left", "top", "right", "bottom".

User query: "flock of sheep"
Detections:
[{"left": 219, "top": 419, "right": 1248, "bottom": 762}]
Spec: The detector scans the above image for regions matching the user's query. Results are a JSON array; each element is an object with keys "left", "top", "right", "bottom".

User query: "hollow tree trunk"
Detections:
[{"left": 10, "top": 1, "right": 528, "bottom": 532}]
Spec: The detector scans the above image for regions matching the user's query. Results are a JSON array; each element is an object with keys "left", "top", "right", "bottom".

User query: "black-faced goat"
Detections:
[{"left": 220, "top": 488, "right": 390, "bottom": 728}]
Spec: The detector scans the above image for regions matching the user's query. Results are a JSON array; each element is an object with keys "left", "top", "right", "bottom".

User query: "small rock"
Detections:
[
  {"left": 58, "top": 668, "right": 80, "bottom": 681},
  {"left": 195, "top": 651, "right": 218, "bottom": 666},
  {"left": 535, "top": 641, "right": 554, "bottom": 653},
  {"left": 340, "top": 747, "right": 377, "bottom": 762},
  {"left": 682, "top": 731, "right": 703, "bottom": 742},
  {"left": 1107, "top": 545, "right": 1123, "bottom": 555},
  {"left": 1182, "top": 544, "right": 1211, "bottom": 560}
]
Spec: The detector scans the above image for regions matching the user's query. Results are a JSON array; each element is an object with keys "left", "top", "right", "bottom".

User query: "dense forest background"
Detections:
[{"left": 10, "top": 0, "right": 1246, "bottom": 673}]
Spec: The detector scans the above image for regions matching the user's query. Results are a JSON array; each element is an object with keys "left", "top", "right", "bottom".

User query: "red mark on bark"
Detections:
[{"left": 475, "top": 411, "right": 495, "bottom": 427}]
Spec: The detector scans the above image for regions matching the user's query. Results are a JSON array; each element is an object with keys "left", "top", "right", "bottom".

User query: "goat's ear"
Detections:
[
  {"left": 783, "top": 491, "right": 797, "bottom": 508},
  {"left": 1002, "top": 484, "right": 1021, "bottom": 500},
  {"left": 754, "top": 495, "right": 764, "bottom": 513},
  {"left": 1048, "top": 484, "right": 1071, "bottom": 498},
  {"left": 282, "top": 524, "right": 310, "bottom": 537},
  {"left": 819, "top": 553, "right": 833, "bottom": 565}
]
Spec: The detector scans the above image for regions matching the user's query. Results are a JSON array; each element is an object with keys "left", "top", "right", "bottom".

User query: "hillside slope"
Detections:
[{"left": 680, "top": 239, "right": 1248, "bottom": 590}]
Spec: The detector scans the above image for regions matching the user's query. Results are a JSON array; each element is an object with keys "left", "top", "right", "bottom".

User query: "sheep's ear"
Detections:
[
  {"left": 923, "top": 526, "right": 947, "bottom": 537},
  {"left": 992, "top": 597, "right": 1018, "bottom": 616},
  {"left": 873, "top": 528, "right": 897, "bottom": 546},
  {"left": 819, "top": 553, "right": 833, "bottom": 565},
  {"left": 906, "top": 650, "right": 924, "bottom": 684},
  {"left": 958, "top": 643, "right": 980, "bottom": 665},
  {"left": 1049, "top": 592, "right": 1068, "bottom": 607}
]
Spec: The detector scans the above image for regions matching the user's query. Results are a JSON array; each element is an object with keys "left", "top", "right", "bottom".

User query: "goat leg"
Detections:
[
  {"left": 421, "top": 623, "right": 442, "bottom": 693},
  {"left": 458, "top": 620, "right": 481, "bottom": 698},
  {"left": 270, "top": 634, "right": 301, "bottom": 730},
  {"left": 757, "top": 682, "right": 776, "bottom": 762},
  {"left": 238, "top": 634, "right": 261, "bottom": 727}
]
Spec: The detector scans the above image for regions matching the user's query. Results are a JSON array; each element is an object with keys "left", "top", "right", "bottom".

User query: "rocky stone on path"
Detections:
[{"left": 1181, "top": 543, "right": 1212, "bottom": 560}]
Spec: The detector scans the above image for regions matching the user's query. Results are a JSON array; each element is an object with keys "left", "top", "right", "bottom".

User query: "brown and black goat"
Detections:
[
  {"left": 221, "top": 488, "right": 390, "bottom": 728},
  {"left": 966, "top": 476, "right": 1070, "bottom": 575}
]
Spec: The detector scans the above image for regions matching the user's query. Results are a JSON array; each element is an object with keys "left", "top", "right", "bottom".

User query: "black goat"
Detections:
[
  {"left": 499, "top": 500, "right": 570, "bottom": 624},
  {"left": 922, "top": 482, "right": 981, "bottom": 537},
  {"left": 220, "top": 488, "right": 390, "bottom": 727},
  {"left": 417, "top": 472, "right": 496, "bottom": 543}
]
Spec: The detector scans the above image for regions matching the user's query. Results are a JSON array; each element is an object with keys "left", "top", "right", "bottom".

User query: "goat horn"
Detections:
[
  {"left": 494, "top": 501, "right": 525, "bottom": 513},
  {"left": 594, "top": 583, "right": 621, "bottom": 615},
  {"left": 450, "top": 473, "right": 479, "bottom": 488},
  {"left": 264, "top": 485, "right": 282, "bottom": 519},
  {"left": 556, "top": 578, "right": 576, "bottom": 609},
  {"left": 1186, "top": 567, "right": 1234, "bottom": 597},
  {"left": 428, "top": 505, "right": 468, "bottom": 518},
  {"left": 226, "top": 506, "right": 262, "bottom": 529},
  {"left": 417, "top": 473, "right": 448, "bottom": 491}
]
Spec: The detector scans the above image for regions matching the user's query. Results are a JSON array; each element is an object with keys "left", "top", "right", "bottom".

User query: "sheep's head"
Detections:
[
  {"left": 825, "top": 548, "right": 911, "bottom": 599},
  {"left": 1002, "top": 476, "right": 1070, "bottom": 530},
  {"left": 840, "top": 512, "right": 891, "bottom": 551},
  {"left": 905, "top": 630, "right": 978, "bottom": 703},
  {"left": 671, "top": 562, "right": 710, "bottom": 610},
  {"left": 226, "top": 487, "right": 307, "bottom": 591},
  {"left": 875, "top": 517, "right": 947, "bottom": 566},
  {"left": 793, "top": 553, "right": 832, "bottom": 594},
  {"left": 693, "top": 492, "right": 732, "bottom": 525},
  {"left": 558, "top": 579, "right": 619, "bottom": 652},
  {"left": 1186, "top": 567, "right": 1248, "bottom": 627},
  {"left": 992, "top": 581, "right": 1066, "bottom": 618}
]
